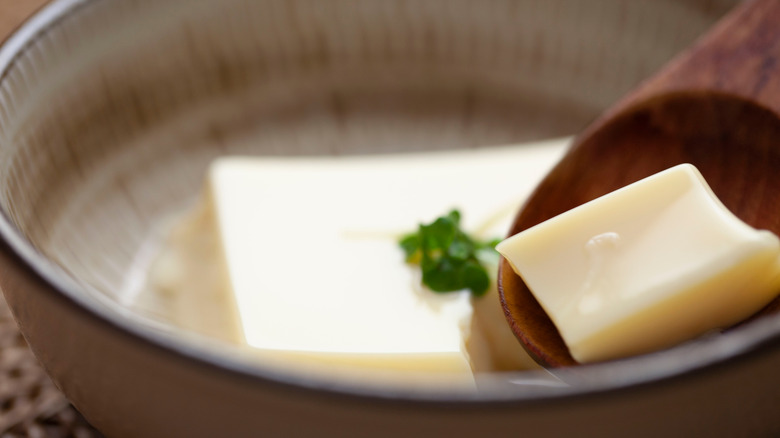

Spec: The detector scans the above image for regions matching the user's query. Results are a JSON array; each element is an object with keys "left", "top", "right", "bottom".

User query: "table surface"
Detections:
[
  {"left": 0, "top": 0, "right": 102, "bottom": 436},
  {"left": 0, "top": 0, "right": 48, "bottom": 41}
]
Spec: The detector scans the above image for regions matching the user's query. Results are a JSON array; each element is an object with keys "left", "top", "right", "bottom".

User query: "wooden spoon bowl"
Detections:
[{"left": 499, "top": 0, "right": 780, "bottom": 368}]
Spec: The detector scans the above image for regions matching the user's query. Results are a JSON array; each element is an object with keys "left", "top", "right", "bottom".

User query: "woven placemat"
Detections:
[{"left": 0, "top": 293, "right": 100, "bottom": 437}]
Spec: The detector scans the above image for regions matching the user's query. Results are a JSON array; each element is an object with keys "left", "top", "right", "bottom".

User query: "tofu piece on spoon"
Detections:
[{"left": 498, "top": 164, "right": 780, "bottom": 363}]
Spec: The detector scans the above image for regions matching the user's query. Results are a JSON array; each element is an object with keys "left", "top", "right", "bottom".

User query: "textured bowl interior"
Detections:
[{"left": 0, "top": 0, "right": 737, "bottom": 382}]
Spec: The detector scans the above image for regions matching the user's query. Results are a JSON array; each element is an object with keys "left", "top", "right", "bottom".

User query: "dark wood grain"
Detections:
[{"left": 499, "top": 0, "right": 780, "bottom": 368}]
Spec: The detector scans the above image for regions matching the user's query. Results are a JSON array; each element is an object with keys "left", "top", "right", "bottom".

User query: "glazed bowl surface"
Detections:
[{"left": 2, "top": 0, "right": 777, "bottom": 436}]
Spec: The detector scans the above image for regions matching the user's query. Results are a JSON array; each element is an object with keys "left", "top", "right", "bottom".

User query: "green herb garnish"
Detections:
[{"left": 399, "top": 209, "right": 500, "bottom": 297}]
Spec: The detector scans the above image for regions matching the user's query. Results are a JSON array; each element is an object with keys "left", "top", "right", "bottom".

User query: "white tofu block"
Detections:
[
  {"left": 497, "top": 164, "right": 780, "bottom": 363},
  {"left": 207, "top": 140, "right": 566, "bottom": 377}
]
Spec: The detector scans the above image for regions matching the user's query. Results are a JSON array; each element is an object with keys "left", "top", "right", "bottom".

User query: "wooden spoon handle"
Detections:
[{"left": 596, "top": 0, "right": 780, "bottom": 123}]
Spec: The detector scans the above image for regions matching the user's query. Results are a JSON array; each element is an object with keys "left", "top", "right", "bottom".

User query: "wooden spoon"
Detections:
[{"left": 498, "top": 0, "right": 780, "bottom": 368}]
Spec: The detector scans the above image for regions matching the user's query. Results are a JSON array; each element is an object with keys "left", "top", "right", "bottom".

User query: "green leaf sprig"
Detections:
[{"left": 399, "top": 209, "right": 500, "bottom": 297}]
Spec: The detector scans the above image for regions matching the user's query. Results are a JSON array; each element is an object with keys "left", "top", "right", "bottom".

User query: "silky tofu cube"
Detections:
[{"left": 497, "top": 164, "right": 780, "bottom": 363}]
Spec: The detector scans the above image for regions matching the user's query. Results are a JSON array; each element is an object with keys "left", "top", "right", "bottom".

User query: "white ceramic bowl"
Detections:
[{"left": 4, "top": 0, "right": 779, "bottom": 436}]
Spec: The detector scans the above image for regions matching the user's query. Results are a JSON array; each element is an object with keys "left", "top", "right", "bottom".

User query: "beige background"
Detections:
[{"left": 0, "top": 0, "right": 48, "bottom": 39}]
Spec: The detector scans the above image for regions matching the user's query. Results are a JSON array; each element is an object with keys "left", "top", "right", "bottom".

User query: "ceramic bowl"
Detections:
[{"left": 4, "top": 0, "right": 777, "bottom": 436}]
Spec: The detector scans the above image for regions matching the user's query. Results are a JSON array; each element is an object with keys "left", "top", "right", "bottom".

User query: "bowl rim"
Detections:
[{"left": 1, "top": 0, "right": 779, "bottom": 406}]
